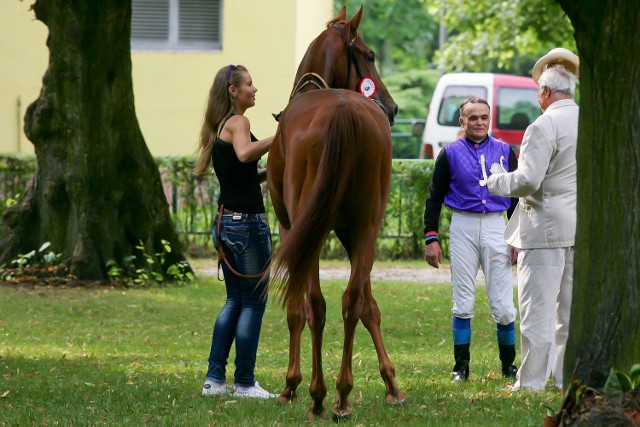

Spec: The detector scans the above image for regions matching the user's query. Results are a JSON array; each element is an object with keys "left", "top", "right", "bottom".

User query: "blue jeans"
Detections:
[{"left": 206, "top": 212, "right": 271, "bottom": 386}]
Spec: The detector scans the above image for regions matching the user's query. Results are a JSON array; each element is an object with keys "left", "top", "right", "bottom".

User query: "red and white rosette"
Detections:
[{"left": 358, "top": 77, "right": 376, "bottom": 98}]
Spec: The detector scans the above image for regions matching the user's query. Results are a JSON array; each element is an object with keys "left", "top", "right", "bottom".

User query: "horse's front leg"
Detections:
[
  {"left": 332, "top": 280, "right": 364, "bottom": 421},
  {"left": 361, "top": 279, "right": 405, "bottom": 405},
  {"left": 306, "top": 267, "right": 327, "bottom": 420},
  {"left": 279, "top": 298, "right": 305, "bottom": 404}
]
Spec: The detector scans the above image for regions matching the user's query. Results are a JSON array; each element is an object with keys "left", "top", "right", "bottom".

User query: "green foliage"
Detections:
[
  {"left": 5, "top": 194, "right": 20, "bottom": 208},
  {"left": 334, "top": 0, "right": 576, "bottom": 77},
  {"left": 0, "top": 274, "right": 562, "bottom": 425},
  {"left": 430, "top": 0, "right": 576, "bottom": 74},
  {"left": 0, "top": 229, "right": 192, "bottom": 286},
  {"left": 0, "top": 153, "right": 35, "bottom": 225},
  {"left": 385, "top": 68, "right": 441, "bottom": 119},
  {"left": 382, "top": 160, "right": 451, "bottom": 259},
  {"left": 335, "top": 0, "right": 440, "bottom": 75},
  {"left": 385, "top": 69, "right": 440, "bottom": 159},
  {"left": 545, "top": 364, "right": 640, "bottom": 422},
  {"left": 155, "top": 155, "right": 218, "bottom": 252},
  {"left": 105, "top": 239, "right": 194, "bottom": 286},
  {"left": 0, "top": 242, "right": 62, "bottom": 281},
  {"left": 604, "top": 364, "right": 640, "bottom": 394}
]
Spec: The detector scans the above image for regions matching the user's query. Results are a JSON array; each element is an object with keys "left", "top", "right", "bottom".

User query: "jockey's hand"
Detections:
[
  {"left": 510, "top": 246, "right": 519, "bottom": 265},
  {"left": 424, "top": 241, "right": 442, "bottom": 269}
]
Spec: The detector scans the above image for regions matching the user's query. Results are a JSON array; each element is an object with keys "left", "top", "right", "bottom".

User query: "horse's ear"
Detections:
[
  {"left": 337, "top": 5, "right": 346, "bottom": 20},
  {"left": 349, "top": 5, "right": 364, "bottom": 33}
]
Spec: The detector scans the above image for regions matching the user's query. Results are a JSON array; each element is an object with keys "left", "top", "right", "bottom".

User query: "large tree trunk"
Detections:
[
  {"left": 0, "top": 0, "right": 190, "bottom": 280},
  {"left": 556, "top": 0, "right": 640, "bottom": 388}
]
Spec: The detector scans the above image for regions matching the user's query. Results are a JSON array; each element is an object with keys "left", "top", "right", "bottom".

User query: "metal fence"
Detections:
[{"left": 391, "top": 118, "right": 425, "bottom": 159}]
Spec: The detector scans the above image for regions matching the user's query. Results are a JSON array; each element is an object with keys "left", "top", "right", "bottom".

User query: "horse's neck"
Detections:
[
  {"left": 291, "top": 30, "right": 349, "bottom": 97},
  {"left": 294, "top": 61, "right": 329, "bottom": 85}
]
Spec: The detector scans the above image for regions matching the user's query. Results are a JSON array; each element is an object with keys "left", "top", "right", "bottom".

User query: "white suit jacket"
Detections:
[{"left": 487, "top": 99, "right": 578, "bottom": 249}]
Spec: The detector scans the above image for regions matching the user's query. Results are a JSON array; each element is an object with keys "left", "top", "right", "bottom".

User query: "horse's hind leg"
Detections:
[
  {"left": 280, "top": 297, "right": 305, "bottom": 404},
  {"left": 360, "top": 280, "right": 406, "bottom": 405},
  {"left": 279, "top": 262, "right": 328, "bottom": 421},
  {"left": 306, "top": 263, "right": 328, "bottom": 420},
  {"left": 331, "top": 241, "right": 370, "bottom": 420}
]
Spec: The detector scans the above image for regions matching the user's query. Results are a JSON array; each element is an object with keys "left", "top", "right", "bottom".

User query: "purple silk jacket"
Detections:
[{"left": 444, "top": 136, "right": 512, "bottom": 213}]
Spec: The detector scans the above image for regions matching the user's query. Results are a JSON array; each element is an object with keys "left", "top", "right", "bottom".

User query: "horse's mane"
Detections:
[{"left": 326, "top": 16, "right": 348, "bottom": 28}]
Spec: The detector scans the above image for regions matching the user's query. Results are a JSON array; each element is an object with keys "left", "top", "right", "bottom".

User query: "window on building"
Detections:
[{"left": 131, "top": 0, "right": 222, "bottom": 51}]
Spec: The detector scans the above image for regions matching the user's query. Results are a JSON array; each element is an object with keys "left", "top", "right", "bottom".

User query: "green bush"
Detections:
[
  {"left": 0, "top": 155, "right": 450, "bottom": 260},
  {"left": 0, "top": 153, "right": 36, "bottom": 216}
]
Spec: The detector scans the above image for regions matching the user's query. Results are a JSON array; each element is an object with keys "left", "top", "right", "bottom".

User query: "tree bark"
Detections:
[
  {"left": 0, "top": 0, "right": 190, "bottom": 280},
  {"left": 556, "top": 0, "right": 640, "bottom": 388}
]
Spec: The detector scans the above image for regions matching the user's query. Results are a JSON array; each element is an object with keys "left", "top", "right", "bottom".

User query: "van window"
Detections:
[
  {"left": 496, "top": 87, "right": 540, "bottom": 130},
  {"left": 437, "top": 86, "right": 487, "bottom": 126}
]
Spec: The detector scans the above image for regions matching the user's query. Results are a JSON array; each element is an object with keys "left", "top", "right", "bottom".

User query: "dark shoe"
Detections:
[
  {"left": 452, "top": 360, "right": 469, "bottom": 383},
  {"left": 498, "top": 343, "right": 517, "bottom": 379},
  {"left": 502, "top": 364, "right": 518, "bottom": 379}
]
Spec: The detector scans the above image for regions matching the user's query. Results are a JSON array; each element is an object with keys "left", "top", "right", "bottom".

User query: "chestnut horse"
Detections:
[{"left": 267, "top": 6, "right": 405, "bottom": 420}]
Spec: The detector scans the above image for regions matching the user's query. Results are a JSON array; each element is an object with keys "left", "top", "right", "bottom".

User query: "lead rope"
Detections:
[{"left": 216, "top": 206, "right": 270, "bottom": 281}]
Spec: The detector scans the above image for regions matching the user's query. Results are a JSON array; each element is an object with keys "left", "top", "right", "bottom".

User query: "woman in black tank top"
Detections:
[{"left": 194, "top": 64, "right": 276, "bottom": 399}]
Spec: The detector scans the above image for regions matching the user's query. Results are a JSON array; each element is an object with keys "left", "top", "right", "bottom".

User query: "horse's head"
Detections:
[{"left": 293, "top": 6, "right": 399, "bottom": 126}]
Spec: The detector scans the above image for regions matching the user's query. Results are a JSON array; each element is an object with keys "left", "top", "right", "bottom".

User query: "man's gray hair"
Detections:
[
  {"left": 538, "top": 64, "right": 577, "bottom": 97},
  {"left": 459, "top": 96, "right": 490, "bottom": 117}
]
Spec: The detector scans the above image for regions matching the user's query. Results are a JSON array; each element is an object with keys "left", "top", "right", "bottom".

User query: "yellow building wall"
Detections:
[
  {"left": 0, "top": 0, "right": 333, "bottom": 156},
  {"left": 0, "top": 1, "right": 48, "bottom": 154}
]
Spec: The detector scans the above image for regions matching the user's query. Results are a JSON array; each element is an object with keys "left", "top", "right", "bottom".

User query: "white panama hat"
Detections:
[{"left": 532, "top": 47, "right": 579, "bottom": 84}]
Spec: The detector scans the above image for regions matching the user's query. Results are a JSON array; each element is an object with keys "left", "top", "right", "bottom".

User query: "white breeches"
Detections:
[
  {"left": 513, "top": 247, "right": 573, "bottom": 391},
  {"left": 449, "top": 211, "right": 517, "bottom": 325}
]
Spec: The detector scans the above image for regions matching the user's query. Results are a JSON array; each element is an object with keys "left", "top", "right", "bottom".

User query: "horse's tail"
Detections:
[{"left": 272, "top": 103, "right": 358, "bottom": 307}]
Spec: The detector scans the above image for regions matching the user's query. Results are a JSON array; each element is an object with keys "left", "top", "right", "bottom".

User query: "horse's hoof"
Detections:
[
  {"left": 278, "top": 391, "right": 297, "bottom": 405},
  {"left": 386, "top": 393, "right": 407, "bottom": 406},
  {"left": 307, "top": 409, "right": 327, "bottom": 421},
  {"left": 331, "top": 409, "right": 352, "bottom": 423}
]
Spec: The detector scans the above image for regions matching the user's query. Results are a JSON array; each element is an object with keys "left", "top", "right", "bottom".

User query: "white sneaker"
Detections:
[
  {"left": 202, "top": 380, "right": 229, "bottom": 396},
  {"left": 232, "top": 381, "right": 277, "bottom": 399}
]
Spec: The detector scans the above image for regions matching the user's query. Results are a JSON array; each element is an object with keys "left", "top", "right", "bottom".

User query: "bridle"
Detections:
[{"left": 347, "top": 35, "right": 365, "bottom": 89}]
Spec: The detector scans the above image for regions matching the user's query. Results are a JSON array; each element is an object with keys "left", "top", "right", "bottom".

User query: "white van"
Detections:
[{"left": 418, "top": 73, "right": 541, "bottom": 159}]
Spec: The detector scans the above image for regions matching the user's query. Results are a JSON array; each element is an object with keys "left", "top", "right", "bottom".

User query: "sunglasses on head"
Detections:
[{"left": 225, "top": 64, "right": 237, "bottom": 83}]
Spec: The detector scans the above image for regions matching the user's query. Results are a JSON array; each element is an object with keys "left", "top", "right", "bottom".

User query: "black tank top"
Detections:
[{"left": 212, "top": 116, "right": 265, "bottom": 214}]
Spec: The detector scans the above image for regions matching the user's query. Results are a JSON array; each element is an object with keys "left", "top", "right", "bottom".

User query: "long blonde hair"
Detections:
[{"left": 194, "top": 64, "right": 248, "bottom": 175}]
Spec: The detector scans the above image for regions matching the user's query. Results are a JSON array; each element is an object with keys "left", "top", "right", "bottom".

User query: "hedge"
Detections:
[{"left": 0, "top": 154, "right": 451, "bottom": 260}]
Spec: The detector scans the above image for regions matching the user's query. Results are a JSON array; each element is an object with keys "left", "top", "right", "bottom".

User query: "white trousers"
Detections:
[
  {"left": 449, "top": 211, "right": 517, "bottom": 325},
  {"left": 513, "top": 247, "right": 573, "bottom": 391}
]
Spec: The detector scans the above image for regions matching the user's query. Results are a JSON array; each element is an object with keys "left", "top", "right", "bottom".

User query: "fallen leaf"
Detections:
[{"left": 0, "top": 390, "right": 9, "bottom": 398}]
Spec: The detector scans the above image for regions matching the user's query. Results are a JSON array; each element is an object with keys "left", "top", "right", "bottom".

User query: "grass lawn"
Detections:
[{"left": 0, "top": 267, "right": 561, "bottom": 426}]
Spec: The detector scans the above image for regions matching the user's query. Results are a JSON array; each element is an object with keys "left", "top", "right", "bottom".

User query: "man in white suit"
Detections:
[{"left": 485, "top": 48, "right": 579, "bottom": 391}]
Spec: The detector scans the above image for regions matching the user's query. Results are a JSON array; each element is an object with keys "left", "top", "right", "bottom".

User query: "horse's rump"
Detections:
[{"left": 269, "top": 89, "right": 392, "bottom": 305}]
